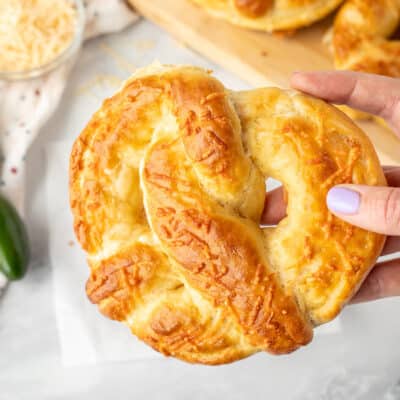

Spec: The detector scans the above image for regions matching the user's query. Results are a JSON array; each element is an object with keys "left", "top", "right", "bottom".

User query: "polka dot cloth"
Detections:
[{"left": 0, "top": 0, "right": 138, "bottom": 290}]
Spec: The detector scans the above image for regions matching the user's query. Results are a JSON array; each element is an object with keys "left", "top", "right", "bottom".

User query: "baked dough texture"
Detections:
[
  {"left": 70, "top": 64, "right": 385, "bottom": 364},
  {"left": 331, "top": 0, "right": 400, "bottom": 121},
  {"left": 333, "top": 0, "right": 400, "bottom": 75},
  {"left": 190, "top": 0, "right": 344, "bottom": 31}
]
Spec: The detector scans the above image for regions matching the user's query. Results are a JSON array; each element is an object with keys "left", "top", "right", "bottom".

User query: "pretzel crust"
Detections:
[
  {"left": 182, "top": 0, "right": 344, "bottom": 32},
  {"left": 70, "top": 64, "right": 385, "bottom": 364},
  {"left": 333, "top": 0, "right": 400, "bottom": 75}
]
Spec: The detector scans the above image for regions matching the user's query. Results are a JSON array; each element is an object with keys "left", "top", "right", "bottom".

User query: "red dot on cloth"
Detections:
[
  {"left": 10, "top": 167, "right": 18, "bottom": 174},
  {"left": 35, "top": 89, "right": 41, "bottom": 96}
]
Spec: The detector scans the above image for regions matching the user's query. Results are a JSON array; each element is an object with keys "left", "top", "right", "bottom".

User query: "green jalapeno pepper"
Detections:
[{"left": 0, "top": 195, "right": 30, "bottom": 280}]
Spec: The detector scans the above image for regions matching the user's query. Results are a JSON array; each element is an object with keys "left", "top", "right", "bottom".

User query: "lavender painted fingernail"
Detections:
[{"left": 327, "top": 187, "right": 360, "bottom": 215}]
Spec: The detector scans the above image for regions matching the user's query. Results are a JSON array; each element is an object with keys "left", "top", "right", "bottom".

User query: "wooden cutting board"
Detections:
[{"left": 130, "top": 0, "right": 400, "bottom": 165}]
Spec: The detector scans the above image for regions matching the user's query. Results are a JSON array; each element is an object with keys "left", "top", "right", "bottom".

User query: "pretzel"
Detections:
[
  {"left": 333, "top": 0, "right": 400, "bottom": 76},
  {"left": 70, "top": 64, "right": 385, "bottom": 364},
  {"left": 190, "top": 0, "right": 344, "bottom": 32},
  {"left": 331, "top": 0, "right": 400, "bottom": 120}
]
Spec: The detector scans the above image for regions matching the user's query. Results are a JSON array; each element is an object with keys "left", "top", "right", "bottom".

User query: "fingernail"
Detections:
[{"left": 326, "top": 187, "right": 360, "bottom": 214}]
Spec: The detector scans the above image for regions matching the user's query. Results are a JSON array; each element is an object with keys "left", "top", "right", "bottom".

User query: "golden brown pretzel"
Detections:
[
  {"left": 331, "top": 0, "right": 400, "bottom": 120},
  {"left": 190, "top": 0, "right": 344, "bottom": 32},
  {"left": 70, "top": 64, "right": 385, "bottom": 365},
  {"left": 333, "top": 0, "right": 400, "bottom": 75}
]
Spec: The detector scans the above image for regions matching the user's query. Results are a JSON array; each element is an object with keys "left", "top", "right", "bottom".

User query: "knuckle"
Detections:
[
  {"left": 381, "top": 95, "right": 400, "bottom": 121},
  {"left": 363, "top": 272, "right": 384, "bottom": 301},
  {"left": 382, "top": 188, "right": 400, "bottom": 231}
]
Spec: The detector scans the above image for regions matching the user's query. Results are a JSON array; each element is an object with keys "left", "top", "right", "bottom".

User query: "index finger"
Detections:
[{"left": 290, "top": 71, "right": 400, "bottom": 132}]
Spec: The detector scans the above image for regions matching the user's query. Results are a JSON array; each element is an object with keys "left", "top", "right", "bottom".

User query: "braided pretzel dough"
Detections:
[
  {"left": 331, "top": 0, "right": 400, "bottom": 120},
  {"left": 190, "top": 0, "right": 343, "bottom": 32},
  {"left": 70, "top": 64, "right": 385, "bottom": 364},
  {"left": 333, "top": 0, "right": 400, "bottom": 75}
]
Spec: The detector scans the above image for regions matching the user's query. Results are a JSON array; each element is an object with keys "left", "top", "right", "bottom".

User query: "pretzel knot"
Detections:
[
  {"left": 333, "top": 0, "right": 400, "bottom": 75},
  {"left": 189, "top": 0, "right": 343, "bottom": 31},
  {"left": 70, "top": 65, "right": 385, "bottom": 364}
]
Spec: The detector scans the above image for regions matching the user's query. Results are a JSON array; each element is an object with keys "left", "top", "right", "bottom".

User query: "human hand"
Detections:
[{"left": 262, "top": 71, "right": 400, "bottom": 304}]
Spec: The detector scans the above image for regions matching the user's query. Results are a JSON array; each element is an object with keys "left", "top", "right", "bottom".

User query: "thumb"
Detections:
[{"left": 326, "top": 185, "right": 400, "bottom": 235}]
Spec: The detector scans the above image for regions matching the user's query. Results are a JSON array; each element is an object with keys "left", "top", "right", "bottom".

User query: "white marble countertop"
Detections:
[{"left": 2, "top": 20, "right": 400, "bottom": 400}]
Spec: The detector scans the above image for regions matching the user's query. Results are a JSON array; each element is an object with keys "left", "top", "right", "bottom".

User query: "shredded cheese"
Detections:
[{"left": 0, "top": 0, "right": 77, "bottom": 73}]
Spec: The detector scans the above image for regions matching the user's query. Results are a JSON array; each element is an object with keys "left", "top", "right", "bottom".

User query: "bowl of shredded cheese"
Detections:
[{"left": 0, "top": 0, "right": 85, "bottom": 80}]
